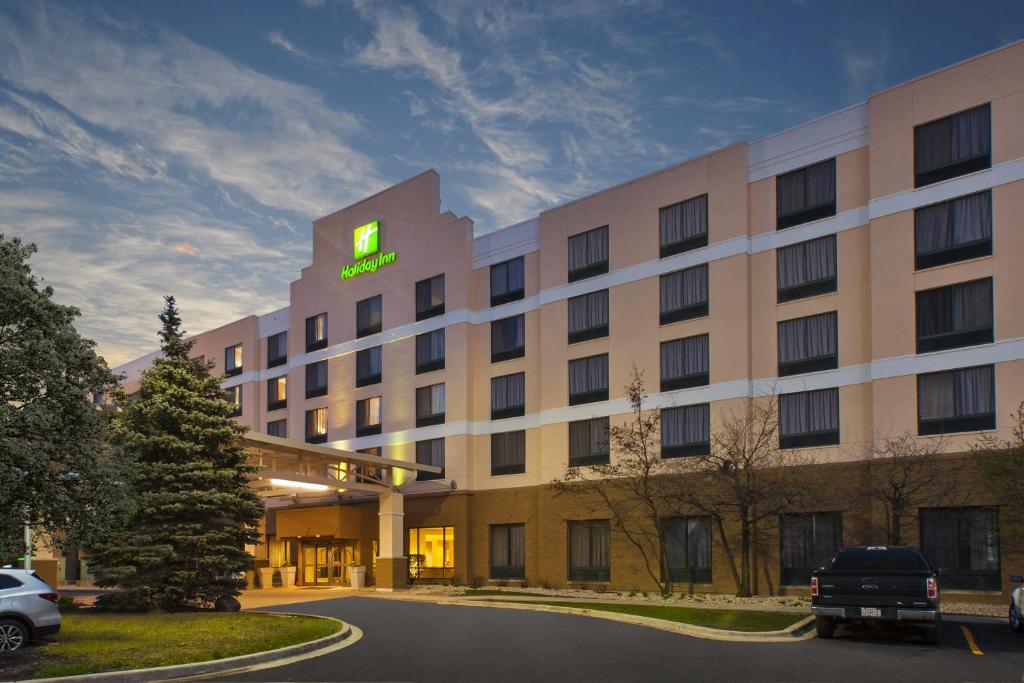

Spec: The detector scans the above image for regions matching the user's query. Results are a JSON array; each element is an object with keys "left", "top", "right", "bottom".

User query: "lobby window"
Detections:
[
  {"left": 356, "top": 396, "right": 382, "bottom": 437},
  {"left": 266, "top": 418, "right": 287, "bottom": 438},
  {"left": 660, "top": 194, "right": 708, "bottom": 258},
  {"left": 491, "top": 430, "right": 526, "bottom": 475},
  {"left": 780, "top": 512, "right": 843, "bottom": 586},
  {"left": 305, "top": 360, "right": 328, "bottom": 399},
  {"left": 567, "top": 289, "right": 609, "bottom": 344},
  {"left": 356, "top": 295, "right": 382, "bottom": 338},
  {"left": 408, "top": 527, "right": 454, "bottom": 580},
  {"left": 915, "top": 278, "right": 993, "bottom": 353},
  {"left": 415, "top": 329, "right": 445, "bottom": 374},
  {"left": 776, "top": 158, "right": 836, "bottom": 230},
  {"left": 490, "top": 524, "right": 526, "bottom": 580},
  {"left": 777, "top": 235, "right": 836, "bottom": 303},
  {"left": 491, "top": 314, "right": 525, "bottom": 363},
  {"left": 224, "top": 343, "right": 243, "bottom": 377},
  {"left": 779, "top": 388, "right": 839, "bottom": 449},
  {"left": 490, "top": 256, "right": 525, "bottom": 307},
  {"left": 415, "top": 383, "right": 446, "bottom": 427},
  {"left": 660, "top": 334, "right": 709, "bottom": 391},
  {"left": 568, "top": 520, "right": 610, "bottom": 582},
  {"left": 305, "top": 407, "right": 327, "bottom": 444},
  {"left": 568, "top": 354, "right": 608, "bottom": 406},
  {"left": 266, "top": 331, "right": 287, "bottom": 368},
  {"left": 356, "top": 346, "right": 382, "bottom": 387},
  {"left": 226, "top": 385, "right": 242, "bottom": 417},
  {"left": 915, "top": 191, "right": 992, "bottom": 270},
  {"left": 568, "top": 417, "right": 609, "bottom": 467},
  {"left": 661, "top": 404, "right": 710, "bottom": 457},
  {"left": 914, "top": 103, "right": 991, "bottom": 188},
  {"left": 664, "top": 516, "right": 712, "bottom": 584},
  {"left": 415, "top": 438, "right": 445, "bottom": 481},
  {"left": 659, "top": 263, "right": 708, "bottom": 325},
  {"left": 567, "top": 225, "right": 609, "bottom": 282},
  {"left": 267, "top": 376, "right": 287, "bottom": 411},
  {"left": 777, "top": 311, "right": 838, "bottom": 376},
  {"left": 305, "top": 312, "right": 328, "bottom": 352},
  {"left": 415, "top": 274, "right": 445, "bottom": 321},
  {"left": 491, "top": 372, "right": 525, "bottom": 420},
  {"left": 920, "top": 506, "right": 1000, "bottom": 590},
  {"left": 917, "top": 365, "right": 995, "bottom": 436}
]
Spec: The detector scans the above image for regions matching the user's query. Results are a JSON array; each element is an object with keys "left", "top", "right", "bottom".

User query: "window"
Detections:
[
  {"left": 267, "top": 376, "right": 287, "bottom": 411},
  {"left": 491, "top": 373, "right": 525, "bottom": 420},
  {"left": 568, "top": 354, "right": 608, "bottom": 405},
  {"left": 491, "top": 431, "right": 526, "bottom": 475},
  {"left": 776, "top": 158, "right": 836, "bottom": 230},
  {"left": 915, "top": 278, "right": 993, "bottom": 353},
  {"left": 568, "top": 225, "right": 609, "bottom": 281},
  {"left": 356, "top": 346, "right": 382, "bottom": 387},
  {"left": 225, "top": 343, "right": 243, "bottom": 377},
  {"left": 266, "top": 419, "right": 287, "bottom": 438},
  {"left": 356, "top": 295, "right": 382, "bottom": 338},
  {"left": 660, "top": 334, "right": 709, "bottom": 391},
  {"left": 267, "top": 331, "right": 287, "bottom": 368},
  {"left": 356, "top": 396, "right": 382, "bottom": 436},
  {"left": 416, "top": 438, "right": 445, "bottom": 481},
  {"left": 915, "top": 191, "right": 992, "bottom": 270},
  {"left": 779, "top": 388, "right": 839, "bottom": 448},
  {"left": 567, "top": 290, "right": 609, "bottom": 343},
  {"left": 227, "top": 385, "right": 242, "bottom": 417},
  {"left": 416, "top": 274, "right": 445, "bottom": 321},
  {"left": 408, "top": 527, "right": 454, "bottom": 580},
  {"left": 917, "top": 365, "right": 995, "bottom": 435},
  {"left": 0, "top": 574, "right": 23, "bottom": 589},
  {"left": 490, "top": 524, "right": 526, "bottom": 580},
  {"left": 914, "top": 103, "right": 991, "bottom": 188},
  {"left": 780, "top": 512, "right": 843, "bottom": 586},
  {"left": 491, "top": 314, "right": 525, "bottom": 362},
  {"left": 659, "top": 263, "right": 708, "bottom": 324},
  {"left": 568, "top": 417, "right": 609, "bottom": 467},
  {"left": 920, "top": 507, "right": 999, "bottom": 590},
  {"left": 305, "top": 312, "right": 328, "bottom": 352},
  {"left": 416, "top": 383, "right": 446, "bottom": 427},
  {"left": 490, "top": 256, "right": 525, "bottom": 306},
  {"left": 777, "top": 235, "right": 837, "bottom": 302},
  {"left": 664, "top": 516, "right": 712, "bottom": 583},
  {"left": 305, "top": 360, "right": 328, "bottom": 399},
  {"left": 777, "top": 312, "right": 838, "bottom": 376},
  {"left": 305, "top": 407, "right": 327, "bottom": 444},
  {"left": 660, "top": 194, "right": 708, "bottom": 257},
  {"left": 568, "top": 520, "right": 610, "bottom": 582},
  {"left": 661, "top": 404, "right": 710, "bottom": 457},
  {"left": 415, "top": 329, "right": 445, "bottom": 374}
]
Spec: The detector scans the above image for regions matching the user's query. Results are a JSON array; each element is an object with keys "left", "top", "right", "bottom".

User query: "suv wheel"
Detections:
[
  {"left": 1011, "top": 603, "right": 1024, "bottom": 633},
  {"left": 815, "top": 616, "right": 835, "bottom": 639},
  {"left": 0, "top": 619, "right": 28, "bottom": 652}
]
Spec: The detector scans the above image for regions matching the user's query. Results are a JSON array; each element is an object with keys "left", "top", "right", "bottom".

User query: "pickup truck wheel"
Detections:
[
  {"left": 923, "top": 625, "right": 940, "bottom": 645},
  {"left": 815, "top": 616, "right": 835, "bottom": 639},
  {"left": 1010, "top": 603, "right": 1024, "bottom": 633}
]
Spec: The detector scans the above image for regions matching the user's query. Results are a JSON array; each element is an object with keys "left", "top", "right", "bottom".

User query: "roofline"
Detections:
[{"left": 313, "top": 169, "right": 440, "bottom": 224}]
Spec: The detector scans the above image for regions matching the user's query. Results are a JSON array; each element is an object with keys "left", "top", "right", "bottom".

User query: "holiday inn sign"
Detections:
[{"left": 340, "top": 220, "right": 397, "bottom": 280}]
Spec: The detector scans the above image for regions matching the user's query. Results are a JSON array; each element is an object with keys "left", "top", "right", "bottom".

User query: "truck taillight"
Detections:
[
  {"left": 811, "top": 576, "right": 819, "bottom": 597},
  {"left": 926, "top": 577, "right": 937, "bottom": 599}
]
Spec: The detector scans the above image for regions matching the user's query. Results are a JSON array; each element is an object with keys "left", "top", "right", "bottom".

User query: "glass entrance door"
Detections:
[{"left": 301, "top": 542, "right": 352, "bottom": 585}]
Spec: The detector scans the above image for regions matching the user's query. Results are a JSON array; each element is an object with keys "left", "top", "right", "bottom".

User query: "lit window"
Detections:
[
  {"left": 227, "top": 385, "right": 242, "bottom": 417},
  {"left": 267, "top": 376, "right": 287, "bottom": 411},
  {"left": 225, "top": 344, "right": 243, "bottom": 376},
  {"left": 408, "top": 526, "right": 454, "bottom": 580},
  {"left": 305, "top": 407, "right": 327, "bottom": 444},
  {"left": 306, "top": 313, "right": 328, "bottom": 352},
  {"left": 266, "top": 332, "right": 287, "bottom": 368},
  {"left": 415, "top": 383, "right": 445, "bottom": 427},
  {"left": 356, "top": 396, "right": 382, "bottom": 436},
  {"left": 415, "top": 274, "right": 445, "bottom": 321}
]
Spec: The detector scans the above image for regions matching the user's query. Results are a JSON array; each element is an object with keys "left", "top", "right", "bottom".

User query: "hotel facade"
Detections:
[{"left": 96, "top": 42, "right": 1024, "bottom": 602}]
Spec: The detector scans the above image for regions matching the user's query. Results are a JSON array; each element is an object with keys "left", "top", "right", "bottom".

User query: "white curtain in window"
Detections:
[
  {"left": 491, "top": 257, "right": 525, "bottom": 297},
  {"left": 492, "top": 431, "right": 526, "bottom": 468},
  {"left": 568, "top": 355, "right": 608, "bottom": 397},
  {"left": 416, "top": 330, "right": 445, "bottom": 364},
  {"left": 660, "top": 264, "right": 708, "bottom": 313},
  {"left": 778, "top": 312, "right": 837, "bottom": 364},
  {"left": 569, "top": 418, "right": 609, "bottom": 459},
  {"left": 568, "top": 290, "right": 609, "bottom": 333},
  {"left": 660, "top": 334, "right": 709, "bottom": 380},
  {"left": 492, "top": 315, "right": 525, "bottom": 354},
  {"left": 416, "top": 384, "right": 445, "bottom": 417},
  {"left": 951, "top": 279, "right": 993, "bottom": 331},
  {"left": 780, "top": 389, "right": 838, "bottom": 435},
  {"left": 568, "top": 226, "right": 609, "bottom": 272},
  {"left": 659, "top": 194, "right": 708, "bottom": 246},
  {"left": 416, "top": 438, "right": 445, "bottom": 468},
  {"left": 491, "top": 373, "right": 525, "bottom": 410},
  {"left": 916, "top": 191, "right": 991, "bottom": 253},
  {"left": 661, "top": 404, "right": 709, "bottom": 447},
  {"left": 777, "top": 235, "right": 835, "bottom": 290},
  {"left": 954, "top": 365, "right": 993, "bottom": 417},
  {"left": 357, "top": 346, "right": 382, "bottom": 378},
  {"left": 569, "top": 521, "right": 610, "bottom": 570}
]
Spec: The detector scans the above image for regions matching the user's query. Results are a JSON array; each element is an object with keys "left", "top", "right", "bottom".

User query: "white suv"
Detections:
[{"left": 0, "top": 568, "right": 61, "bottom": 651}]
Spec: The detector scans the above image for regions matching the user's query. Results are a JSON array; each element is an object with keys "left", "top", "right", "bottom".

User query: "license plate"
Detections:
[{"left": 861, "top": 607, "right": 882, "bottom": 617}]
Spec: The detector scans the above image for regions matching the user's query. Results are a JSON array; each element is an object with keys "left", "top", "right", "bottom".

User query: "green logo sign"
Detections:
[{"left": 341, "top": 220, "right": 397, "bottom": 281}]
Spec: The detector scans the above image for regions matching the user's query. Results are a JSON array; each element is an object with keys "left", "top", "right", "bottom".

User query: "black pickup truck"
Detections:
[{"left": 811, "top": 546, "right": 941, "bottom": 644}]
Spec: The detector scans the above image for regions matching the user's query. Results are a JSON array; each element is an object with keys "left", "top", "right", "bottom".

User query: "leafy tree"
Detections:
[{"left": 973, "top": 402, "right": 1024, "bottom": 539}]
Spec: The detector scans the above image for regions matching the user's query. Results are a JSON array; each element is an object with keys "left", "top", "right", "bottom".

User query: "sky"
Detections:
[{"left": 1, "top": 0, "right": 1022, "bottom": 367}]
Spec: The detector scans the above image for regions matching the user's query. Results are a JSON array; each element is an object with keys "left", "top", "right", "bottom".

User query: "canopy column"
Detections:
[{"left": 376, "top": 491, "right": 407, "bottom": 591}]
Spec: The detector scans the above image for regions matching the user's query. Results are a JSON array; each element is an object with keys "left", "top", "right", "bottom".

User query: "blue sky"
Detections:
[{"left": 1, "top": 0, "right": 1022, "bottom": 366}]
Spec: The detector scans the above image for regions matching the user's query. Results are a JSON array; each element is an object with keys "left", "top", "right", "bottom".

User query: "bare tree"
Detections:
[{"left": 973, "top": 402, "right": 1024, "bottom": 539}]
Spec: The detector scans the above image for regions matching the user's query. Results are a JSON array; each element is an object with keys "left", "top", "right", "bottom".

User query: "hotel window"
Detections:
[
  {"left": 915, "top": 278, "right": 993, "bottom": 353},
  {"left": 491, "top": 430, "right": 526, "bottom": 475},
  {"left": 567, "top": 225, "right": 609, "bottom": 282},
  {"left": 568, "top": 354, "right": 608, "bottom": 406},
  {"left": 664, "top": 516, "right": 712, "bottom": 584},
  {"left": 567, "top": 289, "right": 609, "bottom": 344},
  {"left": 568, "top": 520, "right": 610, "bottom": 582},
  {"left": 915, "top": 191, "right": 993, "bottom": 270},
  {"left": 266, "top": 331, "right": 287, "bottom": 368},
  {"left": 227, "top": 385, "right": 242, "bottom": 417},
  {"left": 777, "top": 312, "right": 838, "bottom": 376},
  {"left": 491, "top": 314, "right": 525, "bottom": 363},
  {"left": 779, "top": 512, "right": 842, "bottom": 586},
  {"left": 779, "top": 388, "right": 839, "bottom": 449},
  {"left": 660, "top": 334, "right": 709, "bottom": 391},
  {"left": 914, "top": 103, "right": 990, "bottom": 188},
  {"left": 224, "top": 343, "right": 243, "bottom": 377},
  {"left": 356, "top": 346, "right": 382, "bottom": 387},
  {"left": 305, "top": 312, "right": 328, "bottom": 352},
  {"left": 415, "top": 274, "right": 445, "bottom": 321},
  {"left": 490, "top": 524, "right": 526, "bottom": 580},
  {"left": 660, "top": 194, "right": 708, "bottom": 258},
  {"left": 490, "top": 256, "right": 525, "bottom": 307},
  {"left": 267, "top": 376, "right": 287, "bottom": 411},
  {"left": 305, "top": 360, "right": 328, "bottom": 399},
  {"left": 408, "top": 527, "right": 454, "bottom": 580},
  {"left": 661, "top": 404, "right": 710, "bottom": 457},
  {"left": 415, "top": 383, "right": 446, "bottom": 427},
  {"left": 415, "top": 438, "right": 445, "bottom": 481},
  {"left": 305, "top": 407, "right": 327, "bottom": 444},
  {"left": 920, "top": 506, "right": 1000, "bottom": 590},
  {"left": 266, "top": 418, "right": 286, "bottom": 438},
  {"left": 776, "top": 235, "right": 836, "bottom": 303},
  {"left": 568, "top": 417, "right": 609, "bottom": 467},
  {"left": 415, "top": 329, "right": 445, "bottom": 374},
  {"left": 917, "top": 365, "right": 995, "bottom": 436},
  {"left": 356, "top": 295, "right": 382, "bottom": 338},
  {"left": 356, "top": 396, "right": 382, "bottom": 437},
  {"left": 776, "top": 158, "right": 836, "bottom": 229},
  {"left": 659, "top": 263, "right": 708, "bottom": 324},
  {"left": 491, "top": 372, "right": 525, "bottom": 420}
]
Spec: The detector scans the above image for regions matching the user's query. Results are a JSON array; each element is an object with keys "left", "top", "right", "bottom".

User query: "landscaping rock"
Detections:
[{"left": 215, "top": 595, "right": 241, "bottom": 612}]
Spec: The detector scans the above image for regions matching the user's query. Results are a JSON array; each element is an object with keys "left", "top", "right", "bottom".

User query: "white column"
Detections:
[{"left": 378, "top": 491, "right": 405, "bottom": 559}]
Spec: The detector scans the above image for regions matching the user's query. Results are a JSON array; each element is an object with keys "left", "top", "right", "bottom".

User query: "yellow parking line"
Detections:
[{"left": 959, "top": 625, "right": 983, "bottom": 655}]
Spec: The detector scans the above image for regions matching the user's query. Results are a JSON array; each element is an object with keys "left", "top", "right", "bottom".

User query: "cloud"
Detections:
[
  {"left": 172, "top": 241, "right": 200, "bottom": 257},
  {"left": 267, "top": 30, "right": 315, "bottom": 63}
]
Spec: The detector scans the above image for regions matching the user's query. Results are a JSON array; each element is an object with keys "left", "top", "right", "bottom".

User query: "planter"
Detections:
[
  {"left": 349, "top": 565, "right": 366, "bottom": 589},
  {"left": 257, "top": 567, "right": 277, "bottom": 589},
  {"left": 279, "top": 566, "right": 297, "bottom": 588}
]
